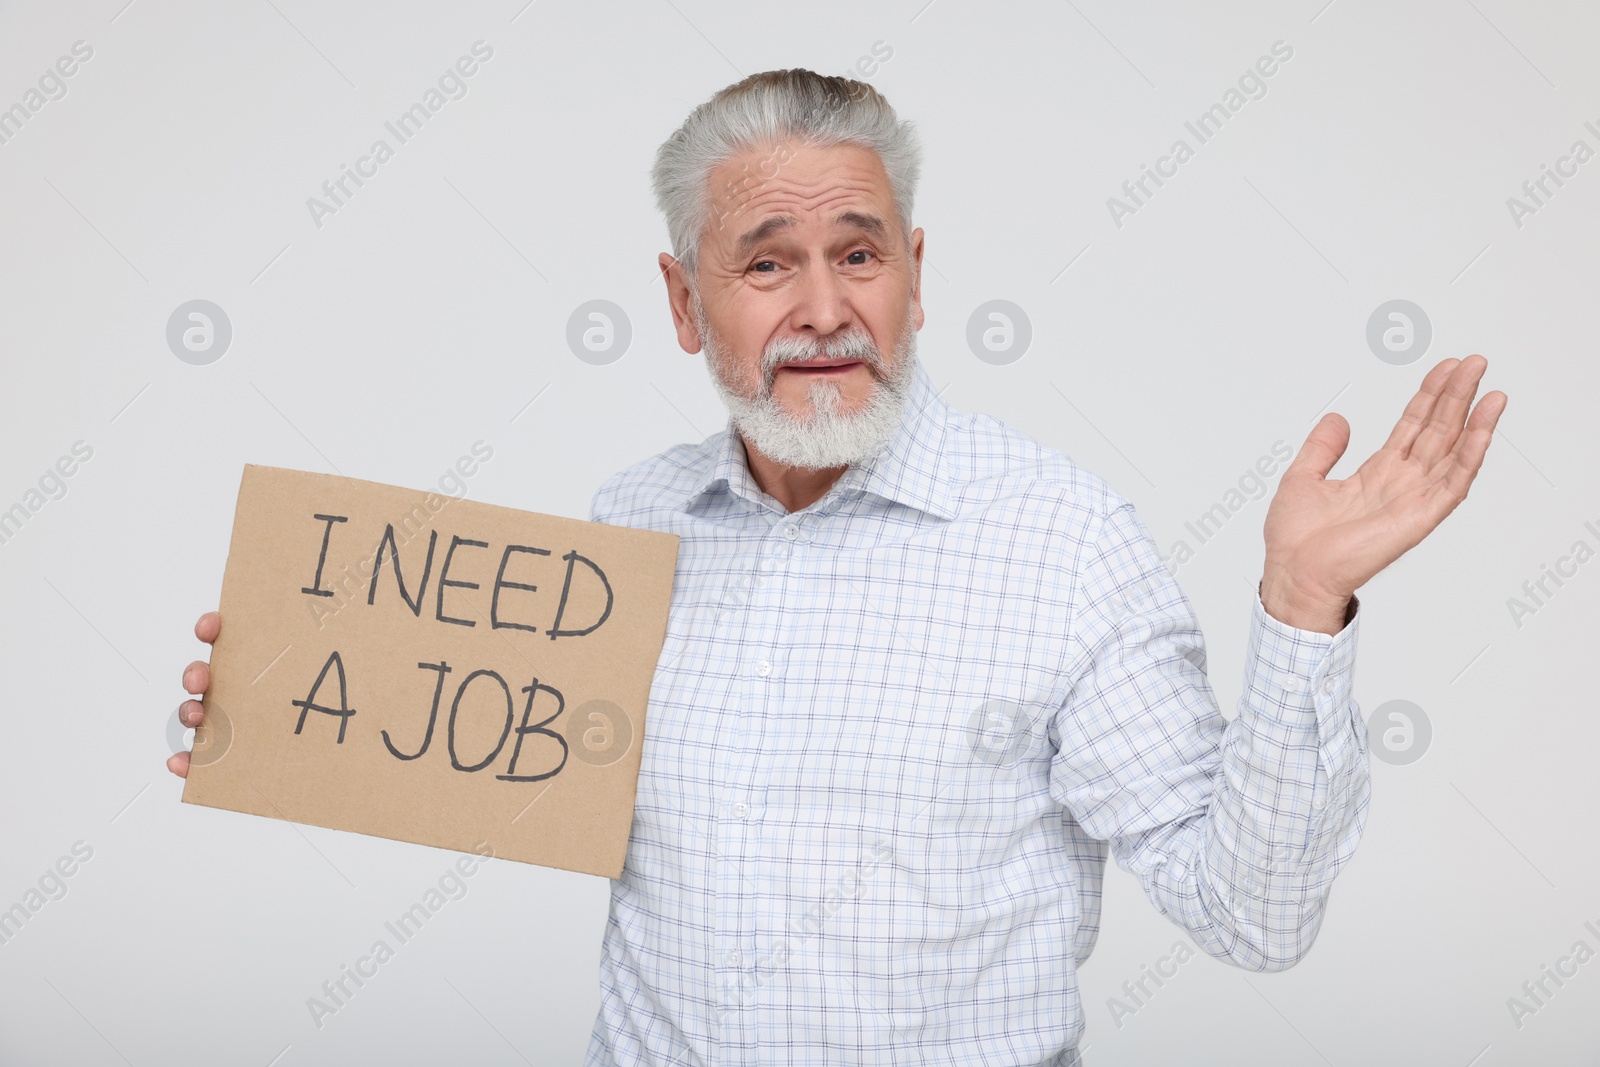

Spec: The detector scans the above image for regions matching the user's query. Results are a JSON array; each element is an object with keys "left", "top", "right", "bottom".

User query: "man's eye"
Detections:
[
  {"left": 845, "top": 250, "right": 872, "bottom": 265},
  {"left": 752, "top": 260, "right": 778, "bottom": 273}
]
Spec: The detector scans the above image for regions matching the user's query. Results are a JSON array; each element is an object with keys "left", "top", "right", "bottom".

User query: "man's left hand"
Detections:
[{"left": 1260, "top": 354, "right": 1508, "bottom": 635}]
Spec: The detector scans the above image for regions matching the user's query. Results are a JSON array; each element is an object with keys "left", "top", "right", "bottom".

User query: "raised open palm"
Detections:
[{"left": 1261, "top": 355, "right": 1508, "bottom": 629}]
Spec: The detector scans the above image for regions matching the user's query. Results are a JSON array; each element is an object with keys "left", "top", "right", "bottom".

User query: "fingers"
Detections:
[
  {"left": 1441, "top": 389, "right": 1509, "bottom": 502},
  {"left": 1470, "top": 389, "right": 1509, "bottom": 431},
  {"left": 1410, "top": 355, "right": 1488, "bottom": 469},
  {"left": 172, "top": 613, "right": 221, "bottom": 778},
  {"left": 179, "top": 699, "right": 206, "bottom": 728},
  {"left": 1285, "top": 410, "right": 1351, "bottom": 482},
  {"left": 1381, "top": 357, "right": 1461, "bottom": 457},
  {"left": 182, "top": 660, "right": 210, "bottom": 696}
]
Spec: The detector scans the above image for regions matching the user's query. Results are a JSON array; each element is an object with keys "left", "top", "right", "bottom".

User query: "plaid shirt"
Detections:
[{"left": 585, "top": 359, "right": 1368, "bottom": 1066}]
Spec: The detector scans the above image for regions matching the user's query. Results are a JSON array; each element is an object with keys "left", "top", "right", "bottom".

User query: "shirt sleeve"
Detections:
[
  {"left": 1047, "top": 500, "right": 1369, "bottom": 972},
  {"left": 589, "top": 468, "right": 625, "bottom": 525}
]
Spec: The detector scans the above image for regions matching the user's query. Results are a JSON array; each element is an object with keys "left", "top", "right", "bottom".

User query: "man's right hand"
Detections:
[{"left": 167, "top": 611, "right": 220, "bottom": 780}]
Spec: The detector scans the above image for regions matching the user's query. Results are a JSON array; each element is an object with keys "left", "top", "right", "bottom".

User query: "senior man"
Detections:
[{"left": 170, "top": 69, "right": 1506, "bottom": 1064}]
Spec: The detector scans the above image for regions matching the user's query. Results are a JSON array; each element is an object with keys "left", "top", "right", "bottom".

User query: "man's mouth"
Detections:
[{"left": 776, "top": 358, "right": 865, "bottom": 375}]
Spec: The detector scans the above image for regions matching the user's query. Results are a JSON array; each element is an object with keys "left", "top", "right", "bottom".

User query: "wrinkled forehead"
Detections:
[{"left": 703, "top": 141, "right": 899, "bottom": 252}]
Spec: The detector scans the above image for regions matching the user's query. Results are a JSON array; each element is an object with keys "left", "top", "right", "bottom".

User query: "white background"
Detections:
[{"left": 1, "top": 1, "right": 1596, "bottom": 1064}]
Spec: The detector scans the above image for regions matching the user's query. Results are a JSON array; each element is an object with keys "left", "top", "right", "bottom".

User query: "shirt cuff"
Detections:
[{"left": 1240, "top": 586, "right": 1361, "bottom": 741}]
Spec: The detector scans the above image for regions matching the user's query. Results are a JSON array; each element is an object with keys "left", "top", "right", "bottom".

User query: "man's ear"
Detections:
[
  {"left": 660, "top": 253, "right": 702, "bottom": 354},
  {"left": 909, "top": 226, "right": 925, "bottom": 330}
]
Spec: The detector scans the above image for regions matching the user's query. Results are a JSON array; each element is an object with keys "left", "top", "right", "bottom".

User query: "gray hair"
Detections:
[{"left": 650, "top": 68, "right": 922, "bottom": 283}]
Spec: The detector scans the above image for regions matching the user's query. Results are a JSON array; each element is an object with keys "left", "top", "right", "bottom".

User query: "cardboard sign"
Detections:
[{"left": 182, "top": 464, "right": 678, "bottom": 878}]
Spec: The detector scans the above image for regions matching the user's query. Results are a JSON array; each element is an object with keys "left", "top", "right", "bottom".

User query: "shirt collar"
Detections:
[{"left": 680, "top": 358, "right": 957, "bottom": 521}]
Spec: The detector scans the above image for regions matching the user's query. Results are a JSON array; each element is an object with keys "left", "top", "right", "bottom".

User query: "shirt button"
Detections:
[
  {"left": 732, "top": 801, "right": 749, "bottom": 818},
  {"left": 755, "top": 660, "right": 772, "bottom": 677},
  {"left": 1282, "top": 675, "right": 1304, "bottom": 693},
  {"left": 726, "top": 950, "right": 742, "bottom": 967},
  {"left": 1322, "top": 677, "right": 1338, "bottom": 694},
  {"left": 783, "top": 525, "right": 799, "bottom": 540}
]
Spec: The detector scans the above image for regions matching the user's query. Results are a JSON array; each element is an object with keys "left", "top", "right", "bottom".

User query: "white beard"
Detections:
[{"left": 694, "top": 292, "right": 918, "bottom": 471}]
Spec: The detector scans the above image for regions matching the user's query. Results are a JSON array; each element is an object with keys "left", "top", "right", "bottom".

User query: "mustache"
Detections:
[{"left": 760, "top": 329, "right": 885, "bottom": 389}]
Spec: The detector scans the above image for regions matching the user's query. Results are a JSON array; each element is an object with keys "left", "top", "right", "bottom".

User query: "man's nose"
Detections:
[{"left": 788, "top": 262, "right": 852, "bottom": 338}]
